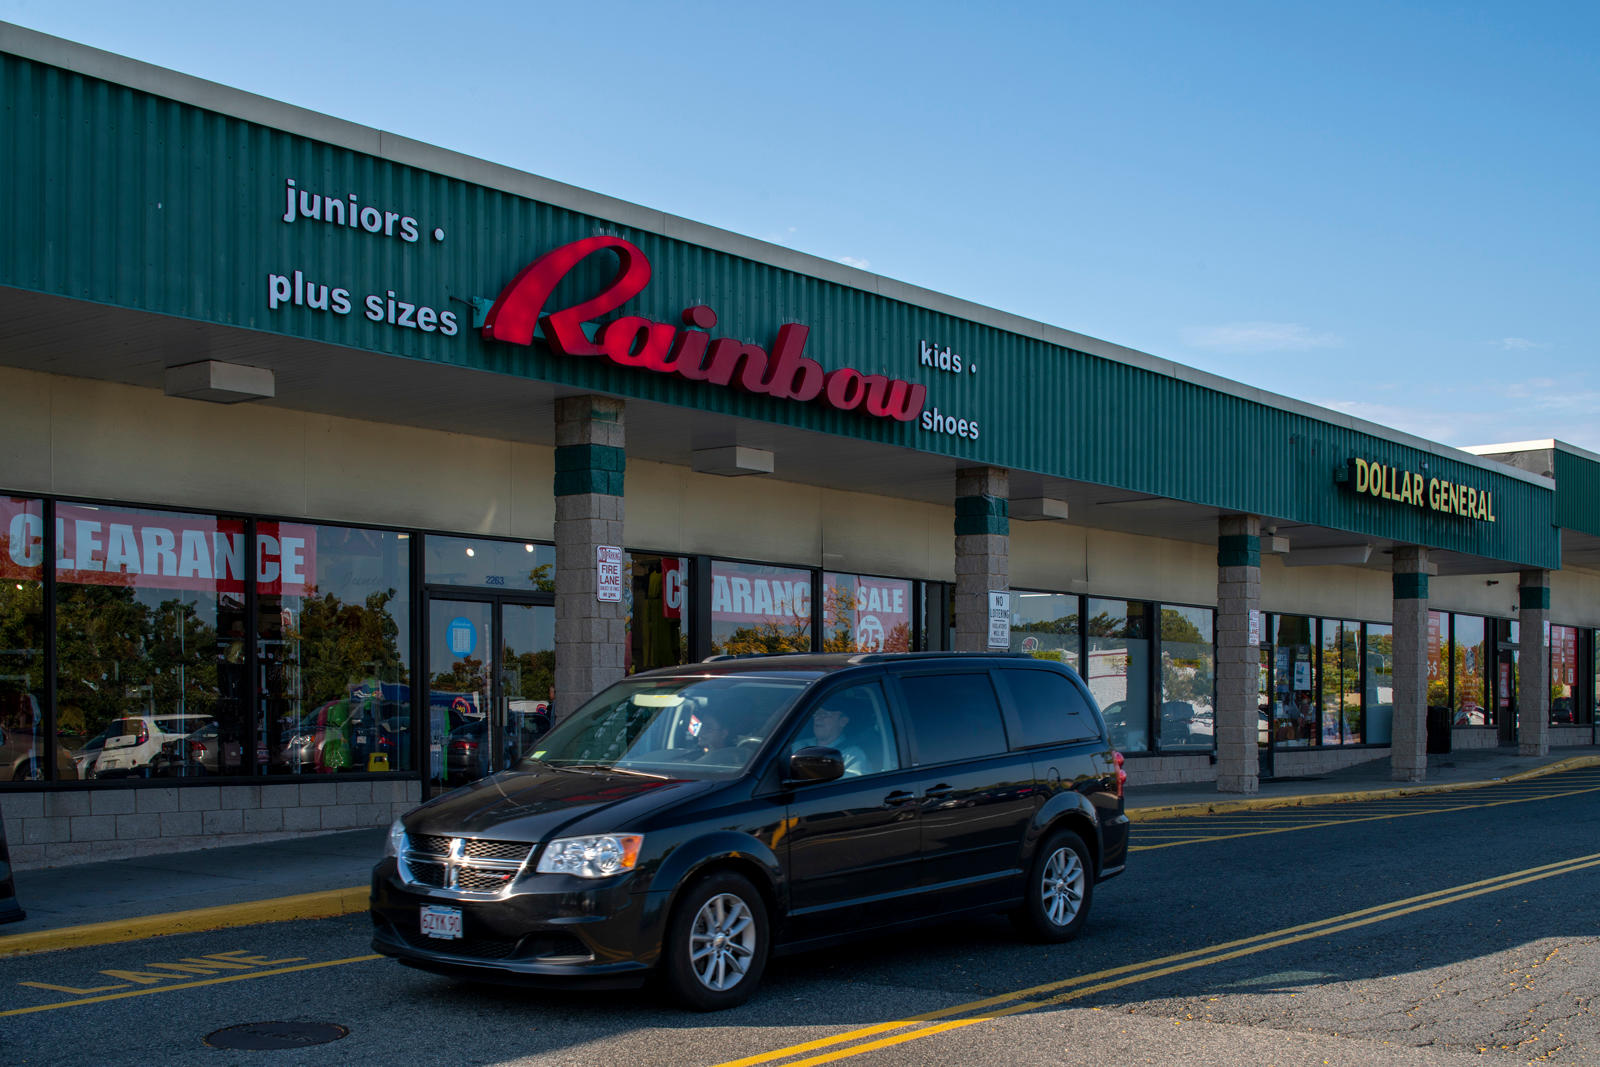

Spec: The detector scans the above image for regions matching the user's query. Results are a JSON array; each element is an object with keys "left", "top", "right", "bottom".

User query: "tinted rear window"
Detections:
[
  {"left": 998, "top": 668, "right": 1102, "bottom": 746},
  {"left": 896, "top": 672, "right": 1008, "bottom": 764}
]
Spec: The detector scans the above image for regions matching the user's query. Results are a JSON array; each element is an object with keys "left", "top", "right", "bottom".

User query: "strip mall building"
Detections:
[{"left": 1, "top": 23, "right": 1596, "bottom": 869}]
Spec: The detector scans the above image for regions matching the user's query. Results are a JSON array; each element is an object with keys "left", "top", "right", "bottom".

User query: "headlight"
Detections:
[
  {"left": 384, "top": 818, "right": 406, "bottom": 858},
  {"left": 536, "top": 834, "right": 643, "bottom": 878}
]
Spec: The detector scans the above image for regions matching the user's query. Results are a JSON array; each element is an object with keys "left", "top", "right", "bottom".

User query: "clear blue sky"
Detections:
[{"left": 6, "top": 1, "right": 1596, "bottom": 451}]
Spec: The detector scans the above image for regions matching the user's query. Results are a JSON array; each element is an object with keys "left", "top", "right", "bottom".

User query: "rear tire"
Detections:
[
  {"left": 1012, "top": 829, "right": 1093, "bottom": 942},
  {"left": 12, "top": 759, "right": 42, "bottom": 782},
  {"left": 662, "top": 871, "right": 769, "bottom": 1011}
]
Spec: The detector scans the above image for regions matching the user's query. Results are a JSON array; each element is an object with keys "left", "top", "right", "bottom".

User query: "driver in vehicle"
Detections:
[
  {"left": 791, "top": 699, "right": 868, "bottom": 776},
  {"left": 680, "top": 710, "right": 735, "bottom": 762}
]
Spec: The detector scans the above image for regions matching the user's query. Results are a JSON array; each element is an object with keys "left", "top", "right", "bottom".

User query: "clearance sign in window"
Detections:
[{"left": 1, "top": 500, "right": 317, "bottom": 595}]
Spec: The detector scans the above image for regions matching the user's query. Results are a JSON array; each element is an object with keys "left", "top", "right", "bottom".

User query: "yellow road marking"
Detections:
[
  {"left": 1, "top": 954, "right": 383, "bottom": 1017},
  {"left": 0, "top": 886, "right": 369, "bottom": 959},
  {"left": 1131, "top": 781, "right": 1600, "bottom": 851},
  {"left": 711, "top": 851, "right": 1600, "bottom": 1067}
]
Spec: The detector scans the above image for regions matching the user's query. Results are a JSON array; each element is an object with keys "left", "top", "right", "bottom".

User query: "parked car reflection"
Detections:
[{"left": 444, "top": 707, "right": 551, "bottom": 783}]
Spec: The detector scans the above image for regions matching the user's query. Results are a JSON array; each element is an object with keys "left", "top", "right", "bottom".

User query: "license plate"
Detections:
[{"left": 420, "top": 905, "right": 463, "bottom": 940}]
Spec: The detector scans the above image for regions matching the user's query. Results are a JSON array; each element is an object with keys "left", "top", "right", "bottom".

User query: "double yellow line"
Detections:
[{"left": 713, "top": 851, "right": 1600, "bottom": 1067}]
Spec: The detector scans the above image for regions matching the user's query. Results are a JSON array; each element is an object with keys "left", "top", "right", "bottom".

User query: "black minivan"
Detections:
[{"left": 371, "top": 652, "right": 1129, "bottom": 1009}]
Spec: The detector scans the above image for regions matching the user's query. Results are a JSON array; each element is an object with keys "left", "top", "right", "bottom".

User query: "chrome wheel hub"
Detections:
[
  {"left": 1040, "top": 846, "right": 1085, "bottom": 927},
  {"left": 689, "top": 892, "right": 756, "bottom": 991}
]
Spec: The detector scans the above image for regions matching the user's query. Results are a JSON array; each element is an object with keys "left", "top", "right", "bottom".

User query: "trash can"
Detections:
[{"left": 1426, "top": 705, "right": 1453, "bottom": 755}]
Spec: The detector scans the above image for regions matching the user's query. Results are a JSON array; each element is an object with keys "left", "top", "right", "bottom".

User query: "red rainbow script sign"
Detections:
[{"left": 482, "top": 236, "right": 926, "bottom": 422}]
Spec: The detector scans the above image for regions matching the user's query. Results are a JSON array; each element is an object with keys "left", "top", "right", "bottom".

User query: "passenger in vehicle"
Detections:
[{"left": 791, "top": 699, "right": 869, "bottom": 776}]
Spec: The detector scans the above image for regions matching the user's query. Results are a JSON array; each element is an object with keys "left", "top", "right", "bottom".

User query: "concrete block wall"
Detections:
[
  {"left": 1123, "top": 754, "right": 1216, "bottom": 786},
  {"left": 1450, "top": 728, "right": 1501, "bottom": 750},
  {"left": 0, "top": 780, "right": 422, "bottom": 871},
  {"left": 1273, "top": 746, "right": 1393, "bottom": 777}
]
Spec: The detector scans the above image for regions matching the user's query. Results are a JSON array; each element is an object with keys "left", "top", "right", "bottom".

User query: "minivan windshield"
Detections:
[{"left": 523, "top": 674, "right": 813, "bottom": 780}]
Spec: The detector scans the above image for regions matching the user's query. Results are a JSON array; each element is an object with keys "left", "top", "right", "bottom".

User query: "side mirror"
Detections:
[{"left": 787, "top": 746, "right": 845, "bottom": 784}]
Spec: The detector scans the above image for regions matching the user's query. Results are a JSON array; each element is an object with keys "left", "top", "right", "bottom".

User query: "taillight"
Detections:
[
  {"left": 137, "top": 725, "right": 149, "bottom": 745},
  {"left": 1113, "top": 751, "right": 1126, "bottom": 799},
  {"left": 189, "top": 741, "right": 207, "bottom": 758}
]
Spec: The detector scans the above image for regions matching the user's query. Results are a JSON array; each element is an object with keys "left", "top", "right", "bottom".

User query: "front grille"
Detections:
[
  {"left": 397, "top": 834, "right": 533, "bottom": 898},
  {"left": 457, "top": 868, "right": 516, "bottom": 892},
  {"left": 409, "top": 834, "right": 453, "bottom": 856},
  {"left": 463, "top": 839, "right": 532, "bottom": 861},
  {"left": 406, "top": 861, "right": 449, "bottom": 888}
]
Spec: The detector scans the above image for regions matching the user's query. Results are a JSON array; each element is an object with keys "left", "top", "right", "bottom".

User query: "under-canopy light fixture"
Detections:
[
  {"left": 1010, "top": 497, "right": 1069, "bottom": 521},
  {"left": 164, "top": 360, "right": 275, "bottom": 403},
  {"left": 692, "top": 446, "right": 774, "bottom": 477}
]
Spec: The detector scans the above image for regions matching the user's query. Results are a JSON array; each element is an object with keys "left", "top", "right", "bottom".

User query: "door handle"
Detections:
[
  {"left": 924, "top": 784, "right": 955, "bottom": 799},
  {"left": 883, "top": 789, "right": 918, "bottom": 806}
]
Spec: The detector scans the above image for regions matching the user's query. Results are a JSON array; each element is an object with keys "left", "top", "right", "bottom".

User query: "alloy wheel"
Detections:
[{"left": 688, "top": 892, "right": 757, "bottom": 991}]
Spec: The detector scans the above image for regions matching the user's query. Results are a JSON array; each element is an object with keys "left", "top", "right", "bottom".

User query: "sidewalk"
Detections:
[{"left": 2, "top": 747, "right": 1596, "bottom": 957}]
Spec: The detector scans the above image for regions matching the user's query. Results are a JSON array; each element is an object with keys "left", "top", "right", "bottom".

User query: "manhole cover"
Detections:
[{"left": 204, "top": 1022, "right": 349, "bottom": 1050}]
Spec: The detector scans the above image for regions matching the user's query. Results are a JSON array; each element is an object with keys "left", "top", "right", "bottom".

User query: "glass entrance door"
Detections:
[{"left": 427, "top": 597, "right": 553, "bottom": 790}]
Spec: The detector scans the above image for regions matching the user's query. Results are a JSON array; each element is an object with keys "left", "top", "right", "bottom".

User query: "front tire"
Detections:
[
  {"left": 1013, "top": 829, "right": 1093, "bottom": 942},
  {"left": 662, "top": 870, "right": 769, "bottom": 1011}
]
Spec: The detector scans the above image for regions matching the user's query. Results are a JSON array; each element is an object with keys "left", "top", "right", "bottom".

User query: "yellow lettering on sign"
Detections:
[
  {"left": 1354, "top": 458, "right": 1370, "bottom": 493},
  {"left": 1486, "top": 492, "right": 1495, "bottom": 522}
]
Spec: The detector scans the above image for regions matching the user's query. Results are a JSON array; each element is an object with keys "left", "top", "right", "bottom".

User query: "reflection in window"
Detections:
[
  {"left": 0, "top": 498, "right": 50, "bottom": 780},
  {"left": 627, "top": 554, "right": 689, "bottom": 673},
  {"left": 710, "top": 561, "right": 812, "bottom": 655},
  {"left": 259, "top": 524, "right": 412, "bottom": 775},
  {"left": 425, "top": 536, "right": 553, "bottom": 593},
  {"left": 1270, "top": 615, "right": 1316, "bottom": 748},
  {"left": 1086, "top": 598, "right": 1150, "bottom": 753},
  {"left": 1366, "top": 622, "right": 1394, "bottom": 744},
  {"left": 1453, "top": 615, "right": 1489, "bottom": 726},
  {"left": 51, "top": 502, "right": 248, "bottom": 780},
  {"left": 1158, "top": 605, "right": 1213, "bottom": 750},
  {"left": 823, "top": 573, "right": 912, "bottom": 653},
  {"left": 1550, "top": 625, "right": 1577, "bottom": 725},
  {"left": 1010, "top": 592, "right": 1080, "bottom": 671},
  {"left": 1319, "top": 619, "right": 1360, "bottom": 745}
]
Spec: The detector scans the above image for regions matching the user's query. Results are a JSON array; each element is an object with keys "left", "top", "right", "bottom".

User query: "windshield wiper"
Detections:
[{"left": 552, "top": 762, "right": 670, "bottom": 780}]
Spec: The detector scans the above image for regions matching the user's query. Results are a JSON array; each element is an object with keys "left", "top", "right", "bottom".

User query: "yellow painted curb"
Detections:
[
  {"left": 0, "top": 885, "right": 368, "bottom": 959},
  {"left": 1128, "top": 754, "right": 1600, "bottom": 821}
]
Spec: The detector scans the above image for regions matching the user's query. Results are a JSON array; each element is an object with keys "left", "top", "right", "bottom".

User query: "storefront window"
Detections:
[
  {"left": 425, "top": 536, "right": 552, "bottom": 592},
  {"left": 51, "top": 503, "right": 249, "bottom": 780},
  {"left": 1158, "top": 605, "right": 1213, "bottom": 750},
  {"left": 1319, "top": 619, "right": 1361, "bottom": 745},
  {"left": 627, "top": 554, "right": 689, "bottom": 673},
  {"left": 1550, "top": 624, "right": 1577, "bottom": 724},
  {"left": 1085, "top": 598, "right": 1150, "bottom": 753},
  {"left": 1270, "top": 615, "right": 1316, "bottom": 747},
  {"left": 1010, "top": 592, "right": 1080, "bottom": 670},
  {"left": 1453, "top": 615, "right": 1488, "bottom": 726},
  {"left": 823, "top": 573, "right": 912, "bottom": 653},
  {"left": 1366, "top": 622, "right": 1394, "bottom": 744},
  {"left": 710, "top": 561, "right": 812, "bottom": 655},
  {"left": 0, "top": 498, "right": 50, "bottom": 781},
  {"left": 1425, "top": 611, "right": 1448, "bottom": 708},
  {"left": 259, "top": 524, "right": 412, "bottom": 775}
]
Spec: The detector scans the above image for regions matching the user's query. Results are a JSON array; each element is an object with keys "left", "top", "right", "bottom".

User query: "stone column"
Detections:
[
  {"left": 1518, "top": 569, "right": 1551, "bottom": 756},
  {"left": 553, "top": 396, "right": 626, "bottom": 721},
  {"left": 1391, "top": 546, "right": 1431, "bottom": 782},
  {"left": 953, "top": 467, "right": 1008, "bottom": 652},
  {"left": 1215, "top": 515, "right": 1261, "bottom": 793}
]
